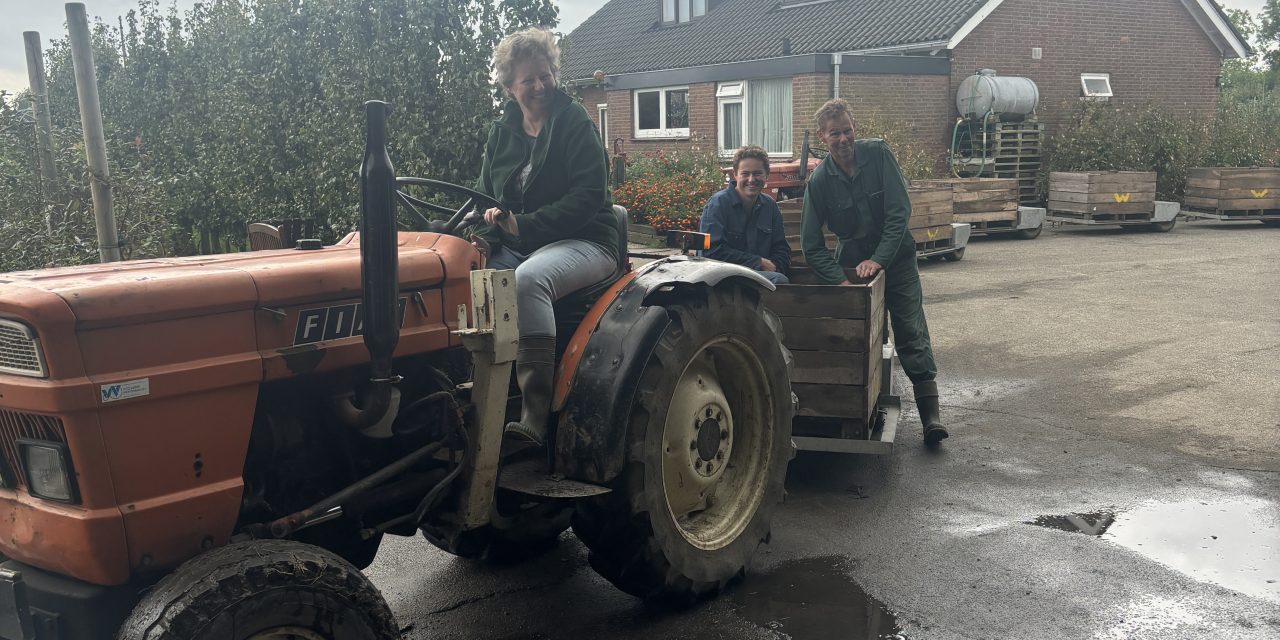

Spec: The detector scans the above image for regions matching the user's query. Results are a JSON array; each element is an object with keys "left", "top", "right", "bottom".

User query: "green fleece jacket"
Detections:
[
  {"left": 800, "top": 139, "right": 915, "bottom": 285},
  {"left": 473, "top": 89, "right": 617, "bottom": 261}
]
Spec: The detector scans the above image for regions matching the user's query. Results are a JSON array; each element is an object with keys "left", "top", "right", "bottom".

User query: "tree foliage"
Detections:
[{"left": 0, "top": 0, "right": 555, "bottom": 269}]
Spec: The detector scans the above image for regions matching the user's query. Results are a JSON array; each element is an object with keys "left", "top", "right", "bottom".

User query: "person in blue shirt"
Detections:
[{"left": 699, "top": 145, "right": 792, "bottom": 284}]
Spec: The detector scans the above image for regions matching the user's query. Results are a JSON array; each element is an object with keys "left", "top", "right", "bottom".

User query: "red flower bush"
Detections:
[{"left": 613, "top": 146, "right": 725, "bottom": 233}]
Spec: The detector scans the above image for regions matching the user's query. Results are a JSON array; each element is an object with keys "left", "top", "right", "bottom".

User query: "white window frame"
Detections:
[
  {"left": 1080, "top": 73, "right": 1114, "bottom": 98},
  {"left": 597, "top": 103, "right": 609, "bottom": 149},
  {"left": 633, "top": 86, "right": 690, "bottom": 139},
  {"left": 662, "top": 0, "right": 706, "bottom": 25},
  {"left": 717, "top": 82, "right": 747, "bottom": 158},
  {"left": 716, "top": 80, "right": 793, "bottom": 158}
]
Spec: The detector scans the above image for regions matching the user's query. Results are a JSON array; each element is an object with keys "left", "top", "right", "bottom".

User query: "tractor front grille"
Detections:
[
  {"left": 0, "top": 410, "right": 66, "bottom": 489},
  {"left": 0, "top": 319, "right": 46, "bottom": 377}
]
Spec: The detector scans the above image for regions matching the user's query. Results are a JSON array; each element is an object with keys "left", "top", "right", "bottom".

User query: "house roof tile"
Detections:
[{"left": 561, "top": 0, "right": 990, "bottom": 80}]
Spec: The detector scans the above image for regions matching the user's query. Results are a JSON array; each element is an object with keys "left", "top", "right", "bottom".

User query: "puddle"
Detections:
[
  {"left": 1029, "top": 498, "right": 1280, "bottom": 603},
  {"left": 732, "top": 556, "right": 904, "bottom": 639}
]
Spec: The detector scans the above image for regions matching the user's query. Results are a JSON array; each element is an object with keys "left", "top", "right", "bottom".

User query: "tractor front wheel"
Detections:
[
  {"left": 573, "top": 283, "right": 794, "bottom": 603},
  {"left": 117, "top": 540, "right": 398, "bottom": 640}
]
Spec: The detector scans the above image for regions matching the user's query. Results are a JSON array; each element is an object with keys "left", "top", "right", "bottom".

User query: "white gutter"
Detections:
[{"left": 1182, "top": 0, "right": 1251, "bottom": 59}]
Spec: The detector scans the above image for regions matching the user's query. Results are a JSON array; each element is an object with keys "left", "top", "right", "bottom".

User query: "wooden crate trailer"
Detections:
[
  {"left": 1182, "top": 167, "right": 1280, "bottom": 225},
  {"left": 1047, "top": 171, "right": 1177, "bottom": 232},
  {"left": 779, "top": 194, "right": 970, "bottom": 267},
  {"left": 763, "top": 268, "right": 900, "bottom": 454},
  {"left": 913, "top": 177, "right": 1043, "bottom": 239}
]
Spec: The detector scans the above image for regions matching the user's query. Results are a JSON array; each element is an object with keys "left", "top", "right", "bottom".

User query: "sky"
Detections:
[{"left": 0, "top": 0, "right": 1268, "bottom": 95}]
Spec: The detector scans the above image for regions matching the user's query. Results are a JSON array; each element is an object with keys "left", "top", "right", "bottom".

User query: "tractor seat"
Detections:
[{"left": 553, "top": 205, "right": 630, "bottom": 323}]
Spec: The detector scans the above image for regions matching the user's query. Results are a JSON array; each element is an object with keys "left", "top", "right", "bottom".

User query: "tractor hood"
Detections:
[{"left": 0, "top": 232, "right": 471, "bottom": 330}]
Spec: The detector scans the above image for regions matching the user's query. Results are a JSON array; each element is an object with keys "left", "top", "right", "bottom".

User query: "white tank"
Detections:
[{"left": 956, "top": 69, "right": 1039, "bottom": 119}]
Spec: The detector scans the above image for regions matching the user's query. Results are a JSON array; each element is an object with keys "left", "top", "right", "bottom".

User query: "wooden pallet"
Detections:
[{"left": 1047, "top": 210, "right": 1153, "bottom": 223}]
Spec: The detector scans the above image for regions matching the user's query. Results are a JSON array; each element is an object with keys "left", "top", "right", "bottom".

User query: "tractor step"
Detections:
[{"left": 498, "top": 458, "right": 612, "bottom": 498}]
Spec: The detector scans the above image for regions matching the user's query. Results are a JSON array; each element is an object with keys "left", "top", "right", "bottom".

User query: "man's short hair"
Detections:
[
  {"left": 733, "top": 145, "right": 770, "bottom": 174},
  {"left": 814, "top": 98, "right": 855, "bottom": 130}
]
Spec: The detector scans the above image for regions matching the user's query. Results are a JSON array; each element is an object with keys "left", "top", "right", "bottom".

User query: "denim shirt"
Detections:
[{"left": 698, "top": 186, "right": 791, "bottom": 275}]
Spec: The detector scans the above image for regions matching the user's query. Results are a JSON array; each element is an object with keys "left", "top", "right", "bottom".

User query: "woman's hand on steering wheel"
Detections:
[{"left": 484, "top": 207, "right": 519, "bottom": 237}]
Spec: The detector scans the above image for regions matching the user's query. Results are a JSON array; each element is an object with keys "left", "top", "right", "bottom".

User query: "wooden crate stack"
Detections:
[
  {"left": 991, "top": 120, "right": 1043, "bottom": 205},
  {"left": 914, "top": 178, "right": 1018, "bottom": 232},
  {"left": 764, "top": 268, "right": 885, "bottom": 439},
  {"left": 1184, "top": 167, "right": 1280, "bottom": 216},
  {"left": 908, "top": 185, "right": 954, "bottom": 250},
  {"left": 780, "top": 200, "right": 835, "bottom": 268},
  {"left": 1048, "top": 171, "right": 1156, "bottom": 221}
]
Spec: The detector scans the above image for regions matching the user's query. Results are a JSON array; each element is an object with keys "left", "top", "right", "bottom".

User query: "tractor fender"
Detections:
[{"left": 554, "top": 257, "right": 774, "bottom": 484}]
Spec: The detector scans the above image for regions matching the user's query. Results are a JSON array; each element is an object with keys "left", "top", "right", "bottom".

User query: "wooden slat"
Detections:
[
  {"left": 793, "top": 383, "right": 868, "bottom": 418},
  {"left": 954, "top": 200, "right": 1018, "bottom": 215},
  {"left": 778, "top": 317, "right": 869, "bottom": 352},
  {"left": 790, "top": 350, "right": 866, "bottom": 385},
  {"left": 956, "top": 210, "right": 1019, "bottom": 223},
  {"left": 766, "top": 284, "right": 871, "bottom": 319},
  {"left": 909, "top": 212, "right": 954, "bottom": 229},
  {"left": 1047, "top": 190, "right": 1155, "bottom": 204}
]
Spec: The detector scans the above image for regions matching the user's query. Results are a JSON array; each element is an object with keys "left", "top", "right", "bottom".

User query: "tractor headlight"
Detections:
[{"left": 17, "top": 440, "right": 78, "bottom": 504}]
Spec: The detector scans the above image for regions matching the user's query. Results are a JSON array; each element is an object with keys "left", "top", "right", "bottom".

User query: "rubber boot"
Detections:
[
  {"left": 503, "top": 336, "right": 557, "bottom": 446},
  {"left": 914, "top": 380, "right": 949, "bottom": 446}
]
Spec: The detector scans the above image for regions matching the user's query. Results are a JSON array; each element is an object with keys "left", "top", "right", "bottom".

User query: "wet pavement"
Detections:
[{"left": 365, "top": 222, "right": 1280, "bottom": 639}]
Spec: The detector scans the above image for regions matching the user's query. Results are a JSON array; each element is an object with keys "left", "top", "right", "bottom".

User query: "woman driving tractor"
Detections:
[{"left": 473, "top": 27, "right": 618, "bottom": 446}]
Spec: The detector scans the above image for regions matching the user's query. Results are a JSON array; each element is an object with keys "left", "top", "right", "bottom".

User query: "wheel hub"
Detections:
[{"left": 691, "top": 406, "right": 731, "bottom": 478}]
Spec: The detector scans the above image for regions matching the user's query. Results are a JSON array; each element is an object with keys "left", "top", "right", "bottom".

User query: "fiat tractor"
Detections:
[{"left": 0, "top": 101, "right": 795, "bottom": 639}]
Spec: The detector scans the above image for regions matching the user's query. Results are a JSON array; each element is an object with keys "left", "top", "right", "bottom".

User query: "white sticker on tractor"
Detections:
[{"left": 101, "top": 378, "right": 150, "bottom": 403}]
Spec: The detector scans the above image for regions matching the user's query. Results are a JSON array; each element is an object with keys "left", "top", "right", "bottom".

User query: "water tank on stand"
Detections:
[{"left": 956, "top": 69, "right": 1039, "bottom": 119}]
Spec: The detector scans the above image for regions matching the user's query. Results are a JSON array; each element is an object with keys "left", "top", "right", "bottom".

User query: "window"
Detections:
[
  {"left": 662, "top": 0, "right": 706, "bottom": 25},
  {"left": 598, "top": 104, "right": 609, "bottom": 149},
  {"left": 1081, "top": 73, "right": 1113, "bottom": 98},
  {"left": 717, "top": 78, "right": 792, "bottom": 156},
  {"left": 634, "top": 87, "right": 689, "bottom": 138}
]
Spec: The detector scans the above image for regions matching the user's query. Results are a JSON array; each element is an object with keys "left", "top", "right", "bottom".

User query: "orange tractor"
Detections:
[{"left": 0, "top": 102, "right": 795, "bottom": 639}]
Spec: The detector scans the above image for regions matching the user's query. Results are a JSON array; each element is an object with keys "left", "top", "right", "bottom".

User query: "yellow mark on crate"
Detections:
[
  {"left": 926, "top": 228, "right": 940, "bottom": 240},
  {"left": 1251, "top": 189, "right": 1270, "bottom": 198},
  {"left": 1113, "top": 193, "right": 1132, "bottom": 203}
]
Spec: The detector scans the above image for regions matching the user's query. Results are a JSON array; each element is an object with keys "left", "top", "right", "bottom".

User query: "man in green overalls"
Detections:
[{"left": 800, "top": 98, "right": 948, "bottom": 446}]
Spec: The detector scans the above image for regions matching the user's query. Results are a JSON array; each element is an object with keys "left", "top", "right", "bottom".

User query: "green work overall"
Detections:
[{"left": 800, "top": 139, "right": 937, "bottom": 384}]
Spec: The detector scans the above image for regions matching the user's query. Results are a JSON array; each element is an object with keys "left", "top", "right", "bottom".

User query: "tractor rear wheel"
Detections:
[
  {"left": 117, "top": 540, "right": 398, "bottom": 640},
  {"left": 573, "top": 283, "right": 794, "bottom": 603}
]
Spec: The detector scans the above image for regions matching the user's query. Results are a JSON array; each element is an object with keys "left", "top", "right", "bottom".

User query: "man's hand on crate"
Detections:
[{"left": 854, "top": 259, "right": 882, "bottom": 279}]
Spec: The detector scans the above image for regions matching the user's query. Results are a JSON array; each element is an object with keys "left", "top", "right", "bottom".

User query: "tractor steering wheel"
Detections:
[{"left": 395, "top": 177, "right": 509, "bottom": 235}]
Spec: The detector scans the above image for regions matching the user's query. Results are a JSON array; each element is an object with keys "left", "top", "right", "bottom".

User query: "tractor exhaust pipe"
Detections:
[{"left": 338, "top": 100, "right": 401, "bottom": 429}]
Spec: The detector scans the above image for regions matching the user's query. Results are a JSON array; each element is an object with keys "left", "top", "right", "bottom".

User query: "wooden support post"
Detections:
[
  {"left": 66, "top": 3, "right": 122, "bottom": 262},
  {"left": 23, "top": 32, "right": 60, "bottom": 231}
]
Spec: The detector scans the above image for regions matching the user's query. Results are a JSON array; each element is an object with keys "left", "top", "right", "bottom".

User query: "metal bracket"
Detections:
[{"left": 452, "top": 269, "right": 518, "bottom": 529}]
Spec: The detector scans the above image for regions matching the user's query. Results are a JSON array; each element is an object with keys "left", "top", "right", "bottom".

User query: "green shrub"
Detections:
[
  {"left": 1047, "top": 102, "right": 1211, "bottom": 201},
  {"left": 613, "top": 144, "right": 723, "bottom": 233}
]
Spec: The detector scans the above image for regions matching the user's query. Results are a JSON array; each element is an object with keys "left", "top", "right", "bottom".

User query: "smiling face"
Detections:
[
  {"left": 818, "top": 114, "right": 857, "bottom": 166},
  {"left": 734, "top": 157, "right": 768, "bottom": 203},
  {"left": 507, "top": 57, "right": 557, "bottom": 116}
]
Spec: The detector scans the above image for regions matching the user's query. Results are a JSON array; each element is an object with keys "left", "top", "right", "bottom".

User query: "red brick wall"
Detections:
[
  {"left": 836, "top": 73, "right": 953, "bottom": 172},
  {"left": 951, "top": 0, "right": 1224, "bottom": 134},
  {"left": 792, "top": 73, "right": 831, "bottom": 157}
]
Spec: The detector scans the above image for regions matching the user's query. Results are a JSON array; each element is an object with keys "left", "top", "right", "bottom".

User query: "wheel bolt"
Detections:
[{"left": 721, "top": 430, "right": 729, "bottom": 440}]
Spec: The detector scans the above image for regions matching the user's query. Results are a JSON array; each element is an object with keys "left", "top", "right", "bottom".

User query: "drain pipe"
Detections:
[
  {"left": 338, "top": 100, "right": 401, "bottom": 429},
  {"left": 832, "top": 53, "right": 842, "bottom": 99}
]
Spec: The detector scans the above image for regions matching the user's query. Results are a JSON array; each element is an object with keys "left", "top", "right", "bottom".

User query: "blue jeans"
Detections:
[
  {"left": 487, "top": 239, "right": 616, "bottom": 338},
  {"left": 759, "top": 270, "right": 789, "bottom": 285}
]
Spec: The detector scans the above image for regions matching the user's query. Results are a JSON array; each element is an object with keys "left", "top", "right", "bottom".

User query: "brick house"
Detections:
[{"left": 564, "top": 0, "right": 1250, "bottom": 166}]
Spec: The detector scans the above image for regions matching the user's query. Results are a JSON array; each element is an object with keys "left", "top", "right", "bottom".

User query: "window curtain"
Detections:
[{"left": 748, "top": 78, "right": 792, "bottom": 154}]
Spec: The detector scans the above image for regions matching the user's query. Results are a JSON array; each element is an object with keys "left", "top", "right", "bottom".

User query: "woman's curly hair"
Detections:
[{"left": 493, "top": 27, "right": 560, "bottom": 88}]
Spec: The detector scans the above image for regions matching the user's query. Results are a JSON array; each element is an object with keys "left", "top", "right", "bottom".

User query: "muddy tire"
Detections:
[
  {"left": 573, "top": 283, "right": 794, "bottom": 603},
  {"left": 1149, "top": 219, "right": 1177, "bottom": 232},
  {"left": 943, "top": 247, "right": 966, "bottom": 261},
  {"left": 117, "top": 540, "right": 398, "bottom": 640}
]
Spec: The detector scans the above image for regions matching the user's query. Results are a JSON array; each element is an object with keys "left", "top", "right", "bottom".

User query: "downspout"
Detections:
[{"left": 831, "top": 53, "right": 842, "bottom": 98}]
